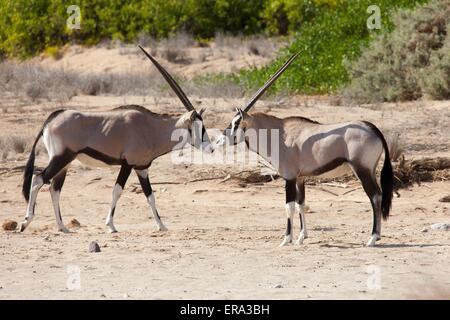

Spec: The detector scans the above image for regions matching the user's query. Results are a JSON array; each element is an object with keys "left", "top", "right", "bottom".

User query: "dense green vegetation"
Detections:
[
  {"left": 0, "top": 0, "right": 266, "bottom": 59},
  {"left": 235, "top": 0, "right": 429, "bottom": 94},
  {"left": 3, "top": 0, "right": 448, "bottom": 101}
]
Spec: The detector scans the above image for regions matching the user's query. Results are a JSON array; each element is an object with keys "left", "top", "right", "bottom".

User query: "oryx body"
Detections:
[
  {"left": 20, "top": 47, "right": 213, "bottom": 233},
  {"left": 216, "top": 53, "right": 393, "bottom": 247}
]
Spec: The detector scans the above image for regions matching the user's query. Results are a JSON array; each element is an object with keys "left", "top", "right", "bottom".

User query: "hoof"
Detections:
[
  {"left": 157, "top": 224, "right": 168, "bottom": 232},
  {"left": 18, "top": 223, "right": 27, "bottom": 233},
  {"left": 59, "top": 227, "right": 70, "bottom": 234},
  {"left": 366, "top": 235, "right": 379, "bottom": 247},
  {"left": 295, "top": 233, "right": 307, "bottom": 245},
  {"left": 108, "top": 228, "right": 118, "bottom": 234},
  {"left": 279, "top": 236, "right": 292, "bottom": 247}
]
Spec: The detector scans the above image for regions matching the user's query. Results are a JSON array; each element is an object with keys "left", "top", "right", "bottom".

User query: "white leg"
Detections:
[
  {"left": 135, "top": 169, "right": 167, "bottom": 231},
  {"left": 105, "top": 184, "right": 122, "bottom": 233},
  {"left": 295, "top": 203, "right": 308, "bottom": 245},
  {"left": 20, "top": 175, "right": 44, "bottom": 232},
  {"left": 280, "top": 201, "right": 295, "bottom": 246},
  {"left": 366, "top": 194, "right": 382, "bottom": 247},
  {"left": 148, "top": 193, "right": 167, "bottom": 231},
  {"left": 50, "top": 188, "right": 69, "bottom": 233}
]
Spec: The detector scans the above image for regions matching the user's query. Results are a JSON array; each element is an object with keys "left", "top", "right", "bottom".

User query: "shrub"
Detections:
[
  {"left": 344, "top": 0, "right": 450, "bottom": 102},
  {"left": 236, "top": 0, "right": 428, "bottom": 95}
]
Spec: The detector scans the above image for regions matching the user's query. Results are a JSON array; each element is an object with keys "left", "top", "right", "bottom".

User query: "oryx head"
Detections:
[
  {"left": 138, "top": 45, "right": 214, "bottom": 153},
  {"left": 216, "top": 52, "right": 299, "bottom": 147}
]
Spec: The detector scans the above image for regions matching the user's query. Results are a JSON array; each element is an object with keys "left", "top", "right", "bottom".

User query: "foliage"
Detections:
[{"left": 344, "top": 0, "right": 450, "bottom": 102}]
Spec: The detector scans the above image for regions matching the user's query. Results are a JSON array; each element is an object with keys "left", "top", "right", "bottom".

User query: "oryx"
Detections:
[
  {"left": 20, "top": 45, "right": 213, "bottom": 233},
  {"left": 216, "top": 54, "right": 393, "bottom": 247}
]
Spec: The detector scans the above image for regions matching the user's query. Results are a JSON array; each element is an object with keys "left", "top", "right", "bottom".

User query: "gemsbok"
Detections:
[
  {"left": 216, "top": 54, "right": 393, "bottom": 247},
  {"left": 20, "top": 45, "right": 213, "bottom": 233}
]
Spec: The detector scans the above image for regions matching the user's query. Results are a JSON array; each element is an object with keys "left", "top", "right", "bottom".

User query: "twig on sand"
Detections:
[{"left": 317, "top": 187, "right": 339, "bottom": 197}]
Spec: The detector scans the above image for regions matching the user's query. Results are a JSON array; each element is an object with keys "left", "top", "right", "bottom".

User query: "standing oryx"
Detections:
[
  {"left": 20, "top": 45, "right": 213, "bottom": 233},
  {"left": 216, "top": 54, "right": 393, "bottom": 247}
]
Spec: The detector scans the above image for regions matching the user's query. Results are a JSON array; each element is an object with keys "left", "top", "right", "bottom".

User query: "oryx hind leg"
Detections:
[
  {"left": 50, "top": 169, "right": 69, "bottom": 233},
  {"left": 135, "top": 169, "right": 167, "bottom": 231},
  {"left": 280, "top": 179, "right": 296, "bottom": 246},
  {"left": 105, "top": 164, "right": 132, "bottom": 233},
  {"left": 295, "top": 177, "right": 308, "bottom": 245},
  {"left": 20, "top": 151, "right": 75, "bottom": 232},
  {"left": 351, "top": 165, "right": 382, "bottom": 247}
]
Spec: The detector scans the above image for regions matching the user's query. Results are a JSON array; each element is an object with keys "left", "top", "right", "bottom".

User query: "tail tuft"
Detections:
[{"left": 363, "top": 121, "right": 393, "bottom": 220}]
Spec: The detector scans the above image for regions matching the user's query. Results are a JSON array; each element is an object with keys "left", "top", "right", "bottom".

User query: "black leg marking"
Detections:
[
  {"left": 42, "top": 150, "right": 76, "bottom": 184},
  {"left": 137, "top": 172, "right": 153, "bottom": 198},
  {"left": 285, "top": 179, "right": 296, "bottom": 203},
  {"left": 116, "top": 164, "right": 132, "bottom": 188},
  {"left": 352, "top": 166, "right": 382, "bottom": 237},
  {"left": 285, "top": 218, "right": 291, "bottom": 236},
  {"left": 296, "top": 177, "right": 305, "bottom": 230},
  {"left": 110, "top": 164, "right": 132, "bottom": 219},
  {"left": 285, "top": 179, "right": 296, "bottom": 238}
]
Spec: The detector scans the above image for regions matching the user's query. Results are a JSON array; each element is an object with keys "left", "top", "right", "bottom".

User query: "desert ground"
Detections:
[{"left": 0, "top": 43, "right": 449, "bottom": 299}]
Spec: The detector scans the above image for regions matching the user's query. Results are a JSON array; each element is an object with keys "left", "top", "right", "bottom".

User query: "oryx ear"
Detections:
[
  {"left": 176, "top": 110, "right": 195, "bottom": 128},
  {"left": 199, "top": 108, "right": 206, "bottom": 116}
]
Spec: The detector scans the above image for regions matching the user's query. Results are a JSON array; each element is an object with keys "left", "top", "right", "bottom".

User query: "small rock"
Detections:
[
  {"left": 89, "top": 241, "right": 101, "bottom": 253},
  {"left": 421, "top": 228, "right": 428, "bottom": 233},
  {"left": 274, "top": 284, "right": 284, "bottom": 289},
  {"left": 430, "top": 223, "right": 450, "bottom": 231},
  {"left": 438, "top": 195, "right": 450, "bottom": 203},
  {"left": 2, "top": 220, "right": 17, "bottom": 231},
  {"left": 67, "top": 219, "right": 81, "bottom": 228}
]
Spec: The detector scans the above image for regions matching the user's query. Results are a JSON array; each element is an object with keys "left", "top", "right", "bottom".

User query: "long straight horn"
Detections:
[
  {"left": 243, "top": 52, "right": 300, "bottom": 112},
  {"left": 138, "top": 45, "right": 194, "bottom": 111}
]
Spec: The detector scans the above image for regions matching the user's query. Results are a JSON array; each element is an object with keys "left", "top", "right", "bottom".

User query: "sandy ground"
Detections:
[
  {"left": 0, "top": 91, "right": 449, "bottom": 299},
  {"left": 1, "top": 43, "right": 450, "bottom": 299}
]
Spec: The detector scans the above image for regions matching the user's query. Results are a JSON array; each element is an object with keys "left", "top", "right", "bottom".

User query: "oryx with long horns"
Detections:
[
  {"left": 216, "top": 53, "right": 393, "bottom": 247},
  {"left": 20, "top": 45, "right": 213, "bottom": 233}
]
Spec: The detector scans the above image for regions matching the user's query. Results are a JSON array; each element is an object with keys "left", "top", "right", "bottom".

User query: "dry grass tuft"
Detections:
[{"left": 393, "top": 156, "right": 450, "bottom": 189}]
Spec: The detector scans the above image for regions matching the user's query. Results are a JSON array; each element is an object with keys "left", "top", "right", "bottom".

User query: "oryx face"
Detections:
[
  {"left": 216, "top": 108, "right": 244, "bottom": 147},
  {"left": 178, "top": 109, "right": 214, "bottom": 153}
]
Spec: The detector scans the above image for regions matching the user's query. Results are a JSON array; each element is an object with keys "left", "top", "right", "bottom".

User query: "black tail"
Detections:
[
  {"left": 22, "top": 109, "right": 66, "bottom": 202},
  {"left": 363, "top": 121, "right": 393, "bottom": 220},
  {"left": 22, "top": 130, "right": 42, "bottom": 202}
]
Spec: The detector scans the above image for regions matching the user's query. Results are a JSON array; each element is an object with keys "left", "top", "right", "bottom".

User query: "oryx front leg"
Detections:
[
  {"left": 135, "top": 169, "right": 167, "bottom": 231},
  {"left": 280, "top": 179, "right": 296, "bottom": 246},
  {"left": 295, "top": 177, "right": 308, "bottom": 245},
  {"left": 105, "top": 164, "right": 131, "bottom": 233},
  {"left": 50, "top": 170, "right": 69, "bottom": 233},
  {"left": 20, "top": 174, "right": 44, "bottom": 232}
]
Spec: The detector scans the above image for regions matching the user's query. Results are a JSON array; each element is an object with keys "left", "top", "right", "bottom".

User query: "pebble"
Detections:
[
  {"left": 2, "top": 220, "right": 17, "bottom": 231},
  {"left": 89, "top": 241, "right": 101, "bottom": 253},
  {"left": 274, "top": 284, "right": 284, "bottom": 289}
]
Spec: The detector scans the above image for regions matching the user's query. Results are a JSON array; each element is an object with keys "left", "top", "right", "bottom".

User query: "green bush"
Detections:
[
  {"left": 236, "top": 0, "right": 429, "bottom": 95},
  {"left": 0, "top": 0, "right": 266, "bottom": 59},
  {"left": 344, "top": 0, "right": 450, "bottom": 102}
]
